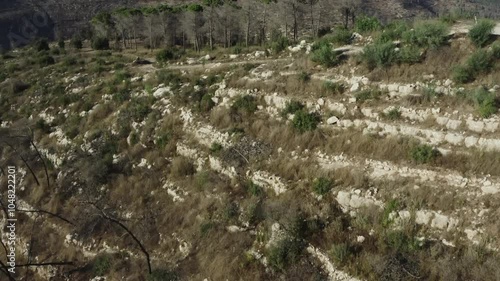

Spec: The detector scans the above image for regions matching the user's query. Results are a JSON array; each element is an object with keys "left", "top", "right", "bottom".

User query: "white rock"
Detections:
[{"left": 327, "top": 116, "right": 339, "bottom": 125}]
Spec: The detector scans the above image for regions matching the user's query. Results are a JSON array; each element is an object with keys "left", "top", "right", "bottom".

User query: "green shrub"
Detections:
[
  {"left": 242, "top": 63, "right": 258, "bottom": 71},
  {"left": 452, "top": 65, "right": 474, "bottom": 84},
  {"left": 292, "top": 110, "right": 321, "bottom": 133},
  {"left": 312, "top": 177, "right": 333, "bottom": 195},
  {"left": 58, "top": 39, "right": 65, "bottom": 49},
  {"left": 91, "top": 37, "right": 110, "bottom": 50},
  {"left": 281, "top": 100, "right": 305, "bottom": 117},
  {"left": 271, "top": 36, "right": 289, "bottom": 54},
  {"left": 362, "top": 42, "right": 398, "bottom": 69},
  {"left": 310, "top": 41, "right": 340, "bottom": 67},
  {"left": 330, "top": 243, "right": 351, "bottom": 265},
  {"left": 63, "top": 56, "right": 77, "bottom": 67},
  {"left": 491, "top": 42, "right": 500, "bottom": 59},
  {"left": 37, "top": 55, "right": 55, "bottom": 67},
  {"left": 34, "top": 38, "right": 49, "bottom": 52},
  {"left": 330, "top": 28, "right": 353, "bottom": 45},
  {"left": 472, "top": 88, "right": 498, "bottom": 118},
  {"left": 200, "top": 94, "right": 216, "bottom": 112},
  {"left": 402, "top": 21, "right": 449, "bottom": 48},
  {"left": 355, "top": 89, "right": 383, "bottom": 102},
  {"left": 267, "top": 238, "right": 304, "bottom": 271},
  {"left": 156, "top": 70, "right": 182, "bottom": 89},
  {"left": 147, "top": 269, "right": 179, "bottom": 281},
  {"left": 398, "top": 45, "right": 421, "bottom": 64},
  {"left": 322, "top": 81, "right": 345, "bottom": 94},
  {"left": 298, "top": 71, "right": 310, "bottom": 82},
  {"left": 114, "top": 70, "right": 131, "bottom": 83},
  {"left": 355, "top": 16, "right": 381, "bottom": 33},
  {"left": 92, "top": 254, "right": 112, "bottom": 276},
  {"left": 410, "top": 144, "right": 441, "bottom": 164},
  {"left": 247, "top": 181, "right": 263, "bottom": 197},
  {"left": 378, "top": 21, "right": 409, "bottom": 43},
  {"left": 224, "top": 201, "right": 239, "bottom": 220},
  {"left": 156, "top": 48, "right": 175, "bottom": 64},
  {"left": 232, "top": 95, "right": 258, "bottom": 114},
  {"left": 210, "top": 142, "right": 223, "bottom": 154},
  {"left": 71, "top": 37, "right": 83, "bottom": 49},
  {"left": 385, "top": 107, "right": 402, "bottom": 120},
  {"left": 469, "top": 19, "right": 495, "bottom": 47},
  {"left": 466, "top": 49, "right": 493, "bottom": 73}
]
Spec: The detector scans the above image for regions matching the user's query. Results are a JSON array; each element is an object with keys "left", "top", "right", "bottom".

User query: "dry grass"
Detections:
[{"left": 170, "top": 156, "right": 196, "bottom": 178}]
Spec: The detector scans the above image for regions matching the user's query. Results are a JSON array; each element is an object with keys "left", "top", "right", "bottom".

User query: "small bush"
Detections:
[
  {"left": 232, "top": 95, "right": 258, "bottom": 114},
  {"left": 472, "top": 88, "right": 498, "bottom": 118},
  {"left": 362, "top": 42, "right": 398, "bottom": 69},
  {"left": 331, "top": 28, "right": 353, "bottom": 45},
  {"left": 292, "top": 110, "right": 321, "bottom": 133},
  {"left": 312, "top": 177, "right": 333, "bottom": 195},
  {"left": 247, "top": 181, "right": 263, "bottom": 197},
  {"left": 310, "top": 41, "right": 340, "bottom": 67},
  {"left": 398, "top": 45, "right": 421, "bottom": 64},
  {"left": 322, "top": 81, "right": 345, "bottom": 94},
  {"left": 377, "top": 21, "right": 409, "bottom": 43},
  {"left": 34, "top": 38, "right": 49, "bottom": 52},
  {"left": 37, "top": 55, "right": 55, "bottom": 67},
  {"left": 330, "top": 243, "right": 351, "bottom": 265},
  {"left": 469, "top": 19, "right": 495, "bottom": 47},
  {"left": 466, "top": 49, "right": 493, "bottom": 74},
  {"left": 224, "top": 201, "right": 239, "bottom": 220},
  {"left": 281, "top": 100, "right": 305, "bottom": 117},
  {"left": 385, "top": 108, "right": 402, "bottom": 120},
  {"left": 402, "top": 21, "right": 449, "bottom": 48},
  {"left": 298, "top": 71, "right": 310, "bottom": 82},
  {"left": 156, "top": 48, "right": 174, "bottom": 64},
  {"left": 147, "top": 269, "right": 179, "bottom": 281},
  {"left": 410, "top": 144, "right": 441, "bottom": 164},
  {"left": 452, "top": 65, "right": 474, "bottom": 84},
  {"left": 355, "top": 16, "right": 381, "bottom": 33},
  {"left": 210, "top": 142, "right": 223, "bottom": 154},
  {"left": 267, "top": 238, "right": 304, "bottom": 271},
  {"left": 156, "top": 70, "right": 182, "bottom": 89},
  {"left": 355, "top": 89, "right": 383, "bottom": 102},
  {"left": 271, "top": 36, "right": 289, "bottom": 54},
  {"left": 71, "top": 37, "right": 83, "bottom": 49},
  {"left": 491, "top": 42, "right": 500, "bottom": 59},
  {"left": 200, "top": 94, "right": 215, "bottom": 112},
  {"left": 91, "top": 37, "right": 110, "bottom": 50},
  {"left": 242, "top": 63, "right": 258, "bottom": 71},
  {"left": 92, "top": 254, "right": 112, "bottom": 276},
  {"left": 58, "top": 39, "right": 65, "bottom": 49},
  {"left": 170, "top": 157, "right": 195, "bottom": 178}
]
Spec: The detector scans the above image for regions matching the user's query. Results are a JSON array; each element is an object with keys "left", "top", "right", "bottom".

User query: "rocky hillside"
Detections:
[{"left": 2, "top": 18, "right": 500, "bottom": 280}]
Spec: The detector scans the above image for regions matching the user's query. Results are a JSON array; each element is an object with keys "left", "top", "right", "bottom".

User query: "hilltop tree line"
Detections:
[{"left": 87, "top": 0, "right": 364, "bottom": 51}]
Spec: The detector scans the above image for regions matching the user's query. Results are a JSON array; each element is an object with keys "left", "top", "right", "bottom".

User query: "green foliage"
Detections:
[
  {"left": 402, "top": 21, "right": 449, "bottom": 48},
  {"left": 377, "top": 21, "right": 409, "bottom": 43},
  {"left": 281, "top": 100, "right": 305, "bottom": 117},
  {"left": 452, "top": 65, "right": 474, "bottom": 84},
  {"left": 210, "top": 142, "right": 223, "bottom": 154},
  {"left": 491, "top": 42, "right": 500, "bottom": 59},
  {"left": 381, "top": 199, "right": 399, "bottom": 227},
  {"left": 231, "top": 95, "right": 258, "bottom": 114},
  {"left": 114, "top": 70, "right": 131, "bottom": 83},
  {"left": 472, "top": 87, "right": 498, "bottom": 118},
  {"left": 58, "top": 39, "right": 65, "bottom": 49},
  {"left": 362, "top": 42, "right": 398, "bottom": 69},
  {"left": 71, "top": 37, "right": 83, "bottom": 49},
  {"left": 469, "top": 19, "right": 495, "bottom": 47},
  {"left": 242, "top": 63, "right": 258, "bottom": 71},
  {"left": 398, "top": 45, "right": 421, "bottom": 64},
  {"left": 355, "top": 16, "right": 381, "bottom": 33},
  {"left": 224, "top": 201, "right": 239, "bottom": 220},
  {"left": 322, "top": 81, "right": 345, "bottom": 94},
  {"left": 156, "top": 48, "right": 177, "bottom": 64},
  {"left": 466, "top": 49, "right": 493, "bottom": 73},
  {"left": 267, "top": 238, "right": 304, "bottom": 271},
  {"left": 410, "top": 144, "right": 441, "bottom": 164},
  {"left": 247, "top": 181, "right": 264, "bottom": 197},
  {"left": 355, "top": 89, "right": 384, "bottom": 102},
  {"left": 92, "top": 254, "right": 112, "bottom": 276},
  {"left": 385, "top": 107, "right": 402, "bottom": 120},
  {"left": 91, "top": 37, "right": 110, "bottom": 50},
  {"left": 147, "top": 269, "right": 179, "bottom": 281},
  {"left": 330, "top": 28, "right": 353, "bottom": 45},
  {"left": 298, "top": 71, "right": 310, "bottom": 82},
  {"left": 271, "top": 36, "right": 289, "bottom": 54},
  {"left": 312, "top": 177, "right": 333, "bottom": 195},
  {"left": 156, "top": 70, "right": 182, "bottom": 90},
  {"left": 330, "top": 243, "right": 351, "bottom": 265},
  {"left": 37, "top": 55, "right": 55, "bottom": 67},
  {"left": 200, "top": 94, "right": 215, "bottom": 112},
  {"left": 382, "top": 231, "right": 422, "bottom": 253},
  {"left": 310, "top": 40, "right": 340, "bottom": 67},
  {"left": 34, "top": 38, "right": 49, "bottom": 52},
  {"left": 292, "top": 110, "right": 321, "bottom": 133}
]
